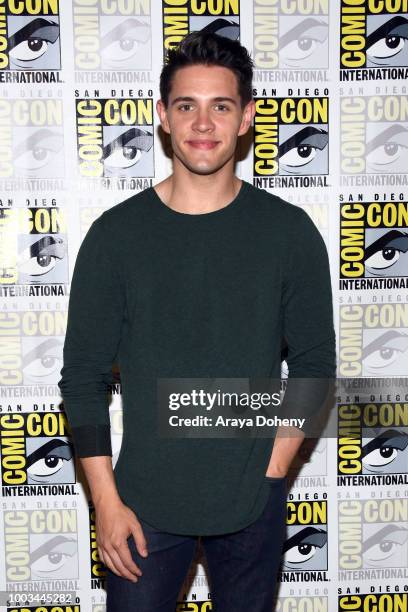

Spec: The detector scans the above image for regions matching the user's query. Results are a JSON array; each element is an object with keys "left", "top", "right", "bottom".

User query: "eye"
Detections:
[
  {"left": 10, "top": 37, "right": 50, "bottom": 61},
  {"left": 23, "top": 339, "right": 63, "bottom": 380},
  {"left": 27, "top": 455, "right": 67, "bottom": 477},
  {"left": 366, "top": 141, "right": 406, "bottom": 167},
  {"left": 285, "top": 542, "right": 318, "bottom": 563},
  {"left": 103, "top": 128, "right": 153, "bottom": 171},
  {"left": 366, "top": 539, "right": 399, "bottom": 561},
  {"left": 362, "top": 446, "right": 399, "bottom": 468},
  {"left": 367, "top": 36, "right": 406, "bottom": 60},
  {"left": 8, "top": 19, "right": 59, "bottom": 64},
  {"left": 280, "top": 144, "right": 318, "bottom": 167},
  {"left": 105, "top": 146, "right": 142, "bottom": 169},
  {"left": 31, "top": 537, "right": 77, "bottom": 576},
  {"left": 18, "top": 235, "right": 66, "bottom": 276},
  {"left": 100, "top": 19, "right": 151, "bottom": 67},
  {"left": 279, "top": 19, "right": 328, "bottom": 67},
  {"left": 363, "top": 528, "right": 408, "bottom": 563},
  {"left": 365, "top": 247, "right": 400, "bottom": 270},
  {"left": 282, "top": 37, "right": 318, "bottom": 60},
  {"left": 363, "top": 346, "right": 402, "bottom": 369},
  {"left": 14, "top": 130, "right": 64, "bottom": 172},
  {"left": 102, "top": 37, "right": 143, "bottom": 62}
]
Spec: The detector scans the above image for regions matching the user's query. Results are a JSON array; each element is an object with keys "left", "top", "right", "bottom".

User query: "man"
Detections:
[{"left": 58, "top": 31, "right": 336, "bottom": 612}]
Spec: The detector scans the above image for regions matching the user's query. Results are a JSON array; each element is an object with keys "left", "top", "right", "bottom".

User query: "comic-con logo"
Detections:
[
  {"left": 0, "top": 0, "right": 61, "bottom": 73},
  {"left": 73, "top": 0, "right": 151, "bottom": 71},
  {"left": 0, "top": 309, "right": 66, "bottom": 385},
  {"left": 340, "top": 95, "right": 407, "bottom": 182},
  {"left": 162, "top": 0, "right": 240, "bottom": 57},
  {"left": 0, "top": 412, "right": 75, "bottom": 491},
  {"left": 280, "top": 498, "right": 328, "bottom": 581},
  {"left": 253, "top": 0, "right": 329, "bottom": 71},
  {"left": 0, "top": 98, "right": 64, "bottom": 179},
  {"left": 337, "top": 401, "right": 408, "bottom": 483},
  {"left": 340, "top": 0, "right": 408, "bottom": 77},
  {"left": 338, "top": 497, "right": 408, "bottom": 576},
  {"left": 338, "top": 303, "right": 408, "bottom": 377},
  {"left": 7, "top": 607, "right": 80, "bottom": 612},
  {"left": 0, "top": 207, "right": 68, "bottom": 287},
  {"left": 339, "top": 199, "right": 408, "bottom": 291},
  {"left": 75, "top": 97, "right": 154, "bottom": 178},
  {"left": 90, "top": 506, "right": 106, "bottom": 588},
  {"left": 253, "top": 97, "right": 329, "bottom": 188},
  {"left": 4, "top": 508, "right": 79, "bottom": 584},
  {"left": 275, "top": 596, "right": 328, "bottom": 612},
  {"left": 339, "top": 593, "right": 407, "bottom": 611}
]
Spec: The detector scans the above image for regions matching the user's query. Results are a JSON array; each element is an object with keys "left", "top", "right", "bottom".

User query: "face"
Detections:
[{"left": 156, "top": 64, "right": 255, "bottom": 176}]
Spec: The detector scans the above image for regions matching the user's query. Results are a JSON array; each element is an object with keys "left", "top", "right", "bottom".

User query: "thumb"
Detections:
[{"left": 131, "top": 521, "right": 148, "bottom": 558}]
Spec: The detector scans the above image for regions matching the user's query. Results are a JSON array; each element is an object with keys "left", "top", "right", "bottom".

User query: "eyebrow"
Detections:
[
  {"left": 362, "top": 429, "right": 408, "bottom": 458},
  {"left": 170, "top": 96, "right": 238, "bottom": 107},
  {"left": 362, "top": 330, "right": 407, "bottom": 360},
  {"left": 366, "top": 15, "right": 408, "bottom": 49},
  {"left": 366, "top": 124, "right": 407, "bottom": 154},
  {"left": 280, "top": 18, "right": 328, "bottom": 49},
  {"left": 9, "top": 18, "right": 59, "bottom": 51},
  {"left": 279, "top": 126, "right": 328, "bottom": 157},
  {"left": 362, "top": 525, "right": 407, "bottom": 554},
  {"left": 282, "top": 526, "right": 327, "bottom": 554}
]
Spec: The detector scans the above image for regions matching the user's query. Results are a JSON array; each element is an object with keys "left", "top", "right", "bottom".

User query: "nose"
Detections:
[{"left": 192, "top": 107, "right": 215, "bottom": 133}]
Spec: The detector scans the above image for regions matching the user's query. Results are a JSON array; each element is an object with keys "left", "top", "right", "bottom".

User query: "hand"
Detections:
[
  {"left": 265, "top": 466, "right": 288, "bottom": 478},
  {"left": 265, "top": 425, "right": 305, "bottom": 478},
  {"left": 94, "top": 497, "right": 148, "bottom": 582}
]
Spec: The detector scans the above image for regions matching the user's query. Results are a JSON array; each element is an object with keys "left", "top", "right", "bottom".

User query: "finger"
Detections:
[
  {"left": 119, "top": 539, "right": 143, "bottom": 576},
  {"left": 101, "top": 549, "right": 131, "bottom": 580},
  {"left": 132, "top": 524, "right": 149, "bottom": 558},
  {"left": 108, "top": 546, "right": 140, "bottom": 582},
  {"left": 97, "top": 546, "right": 105, "bottom": 565}
]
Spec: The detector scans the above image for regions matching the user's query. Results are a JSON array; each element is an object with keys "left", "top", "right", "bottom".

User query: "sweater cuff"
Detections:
[{"left": 70, "top": 424, "right": 112, "bottom": 458}]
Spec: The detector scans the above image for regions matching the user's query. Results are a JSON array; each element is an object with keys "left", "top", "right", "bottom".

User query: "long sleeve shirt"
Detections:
[{"left": 57, "top": 179, "right": 336, "bottom": 536}]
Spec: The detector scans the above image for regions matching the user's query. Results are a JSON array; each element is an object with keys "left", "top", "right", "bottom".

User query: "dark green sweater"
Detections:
[{"left": 58, "top": 179, "right": 336, "bottom": 536}]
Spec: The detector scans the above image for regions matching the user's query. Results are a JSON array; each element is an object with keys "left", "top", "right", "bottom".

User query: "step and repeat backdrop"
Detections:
[{"left": 0, "top": 0, "right": 408, "bottom": 611}]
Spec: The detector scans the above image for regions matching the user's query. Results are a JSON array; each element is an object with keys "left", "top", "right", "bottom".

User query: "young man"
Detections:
[{"left": 58, "top": 31, "right": 336, "bottom": 611}]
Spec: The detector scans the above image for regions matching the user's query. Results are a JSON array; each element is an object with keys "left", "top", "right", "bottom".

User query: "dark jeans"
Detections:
[{"left": 106, "top": 475, "right": 287, "bottom": 612}]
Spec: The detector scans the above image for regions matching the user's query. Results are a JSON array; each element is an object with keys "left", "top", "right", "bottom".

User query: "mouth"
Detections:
[{"left": 186, "top": 140, "right": 220, "bottom": 150}]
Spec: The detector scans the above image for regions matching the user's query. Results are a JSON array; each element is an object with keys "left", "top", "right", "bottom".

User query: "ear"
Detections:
[
  {"left": 238, "top": 99, "right": 256, "bottom": 137},
  {"left": 156, "top": 99, "right": 170, "bottom": 135}
]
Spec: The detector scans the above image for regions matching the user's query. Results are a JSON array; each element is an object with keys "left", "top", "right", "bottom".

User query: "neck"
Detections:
[{"left": 157, "top": 160, "right": 241, "bottom": 215}]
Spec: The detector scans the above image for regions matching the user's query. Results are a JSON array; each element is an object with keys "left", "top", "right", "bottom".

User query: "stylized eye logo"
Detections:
[
  {"left": 26, "top": 438, "right": 74, "bottom": 482},
  {"left": 31, "top": 535, "right": 78, "bottom": 578},
  {"left": 279, "top": 126, "right": 328, "bottom": 174},
  {"left": 9, "top": 18, "right": 60, "bottom": 66},
  {"left": 362, "top": 429, "right": 408, "bottom": 472},
  {"left": 362, "top": 330, "right": 408, "bottom": 374},
  {"left": 366, "top": 16, "right": 408, "bottom": 66},
  {"left": 366, "top": 124, "right": 408, "bottom": 173},
  {"left": 364, "top": 229, "right": 408, "bottom": 276},
  {"left": 279, "top": 18, "right": 328, "bottom": 68},
  {"left": 282, "top": 526, "right": 327, "bottom": 569},
  {"left": 100, "top": 18, "right": 151, "bottom": 68},
  {"left": 363, "top": 525, "right": 408, "bottom": 567},
  {"left": 103, "top": 128, "right": 153, "bottom": 172}
]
